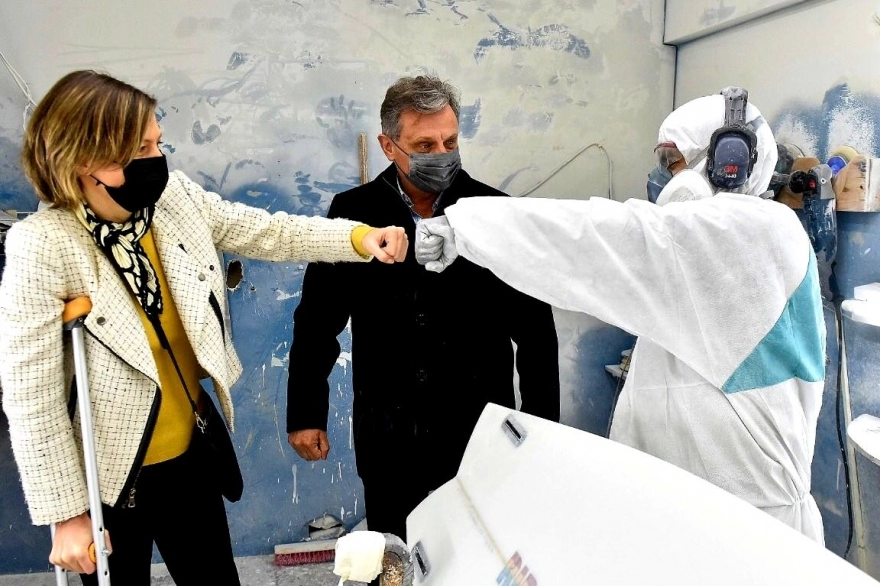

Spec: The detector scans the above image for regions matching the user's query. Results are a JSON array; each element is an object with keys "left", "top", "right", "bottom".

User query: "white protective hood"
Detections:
[{"left": 657, "top": 93, "right": 778, "bottom": 197}]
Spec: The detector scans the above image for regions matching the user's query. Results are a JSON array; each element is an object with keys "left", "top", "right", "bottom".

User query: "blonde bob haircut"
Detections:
[{"left": 21, "top": 70, "right": 158, "bottom": 209}]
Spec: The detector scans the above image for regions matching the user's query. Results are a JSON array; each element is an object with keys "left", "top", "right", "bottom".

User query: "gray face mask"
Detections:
[{"left": 391, "top": 138, "right": 462, "bottom": 194}]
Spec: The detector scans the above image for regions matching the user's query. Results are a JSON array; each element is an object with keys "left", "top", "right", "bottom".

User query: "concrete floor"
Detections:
[{"left": 0, "top": 555, "right": 340, "bottom": 586}]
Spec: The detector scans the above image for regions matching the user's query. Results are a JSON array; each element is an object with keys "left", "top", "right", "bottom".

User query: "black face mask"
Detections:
[
  {"left": 390, "top": 138, "right": 461, "bottom": 194},
  {"left": 91, "top": 154, "right": 169, "bottom": 213}
]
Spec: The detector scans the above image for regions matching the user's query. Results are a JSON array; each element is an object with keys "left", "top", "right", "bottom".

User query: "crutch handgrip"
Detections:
[
  {"left": 62, "top": 297, "right": 92, "bottom": 323},
  {"left": 89, "top": 542, "right": 97, "bottom": 564}
]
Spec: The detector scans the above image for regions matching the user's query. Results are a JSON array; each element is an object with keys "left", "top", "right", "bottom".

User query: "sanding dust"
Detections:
[{"left": 381, "top": 552, "right": 404, "bottom": 586}]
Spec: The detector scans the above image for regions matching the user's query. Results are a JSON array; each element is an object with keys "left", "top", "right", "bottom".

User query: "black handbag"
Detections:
[{"left": 191, "top": 390, "right": 244, "bottom": 503}]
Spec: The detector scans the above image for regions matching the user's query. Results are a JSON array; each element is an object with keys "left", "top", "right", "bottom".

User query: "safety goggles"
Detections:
[{"left": 654, "top": 141, "right": 684, "bottom": 170}]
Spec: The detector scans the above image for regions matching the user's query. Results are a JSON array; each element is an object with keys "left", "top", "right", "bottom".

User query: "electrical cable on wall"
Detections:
[
  {"left": 831, "top": 299, "right": 856, "bottom": 558},
  {"left": 0, "top": 50, "right": 37, "bottom": 131},
  {"left": 517, "top": 142, "right": 613, "bottom": 200}
]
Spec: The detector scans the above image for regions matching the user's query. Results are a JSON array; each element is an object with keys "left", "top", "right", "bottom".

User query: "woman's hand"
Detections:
[
  {"left": 362, "top": 226, "right": 408, "bottom": 263},
  {"left": 50, "top": 512, "right": 112, "bottom": 574}
]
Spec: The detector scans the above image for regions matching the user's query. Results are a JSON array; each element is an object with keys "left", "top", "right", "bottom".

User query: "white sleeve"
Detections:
[
  {"left": 445, "top": 196, "right": 682, "bottom": 336},
  {"left": 171, "top": 170, "right": 368, "bottom": 264},
  {"left": 0, "top": 220, "right": 89, "bottom": 524},
  {"left": 444, "top": 195, "right": 810, "bottom": 387}
]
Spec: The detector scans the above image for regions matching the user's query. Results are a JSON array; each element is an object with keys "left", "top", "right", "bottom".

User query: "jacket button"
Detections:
[
  {"left": 198, "top": 273, "right": 206, "bottom": 281},
  {"left": 96, "top": 317, "right": 106, "bottom": 325},
  {"left": 209, "top": 265, "right": 215, "bottom": 271}
]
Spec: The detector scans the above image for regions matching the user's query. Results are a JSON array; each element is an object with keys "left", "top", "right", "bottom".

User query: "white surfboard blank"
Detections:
[{"left": 406, "top": 404, "right": 878, "bottom": 586}]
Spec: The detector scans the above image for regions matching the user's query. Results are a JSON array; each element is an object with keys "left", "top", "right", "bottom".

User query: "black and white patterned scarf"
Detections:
[{"left": 75, "top": 203, "right": 164, "bottom": 319}]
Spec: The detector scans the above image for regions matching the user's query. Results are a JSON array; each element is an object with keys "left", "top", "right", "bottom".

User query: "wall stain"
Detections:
[
  {"left": 375, "top": 0, "right": 472, "bottom": 19},
  {"left": 475, "top": 15, "right": 590, "bottom": 63},
  {"left": 192, "top": 119, "right": 222, "bottom": 144},
  {"left": 316, "top": 94, "right": 370, "bottom": 150},
  {"left": 459, "top": 98, "right": 482, "bottom": 139},
  {"left": 228, "top": 51, "right": 251, "bottom": 70},
  {"left": 699, "top": 1, "right": 736, "bottom": 27}
]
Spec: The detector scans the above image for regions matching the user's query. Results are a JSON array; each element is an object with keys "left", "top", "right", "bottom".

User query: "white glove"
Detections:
[
  {"left": 415, "top": 215, "right": 458, "bottom": 273},
  {"left": 333, "top": 531, "right": 385, "bottom": 585}
]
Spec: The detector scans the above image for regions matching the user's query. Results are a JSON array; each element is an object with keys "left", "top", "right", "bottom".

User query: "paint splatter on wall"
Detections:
[{"left": 475, "top": 15, "right": 591, "bottom": 62}]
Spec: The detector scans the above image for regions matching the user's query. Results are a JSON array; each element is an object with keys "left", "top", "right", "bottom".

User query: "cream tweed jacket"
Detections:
[{"left": 0, "top": 170, "right": 367, "bottom": 525}]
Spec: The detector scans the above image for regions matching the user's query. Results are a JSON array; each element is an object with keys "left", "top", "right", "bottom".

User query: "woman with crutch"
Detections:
[{"left": 0, "top": 70, "right": 407, "bottom": 585}]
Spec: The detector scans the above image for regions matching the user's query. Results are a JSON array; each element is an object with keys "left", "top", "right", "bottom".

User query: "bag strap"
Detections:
[{"left": 149, "top": 315, "right": 206, "bottom": 432}]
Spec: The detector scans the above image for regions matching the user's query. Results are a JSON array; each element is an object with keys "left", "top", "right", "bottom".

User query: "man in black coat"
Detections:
[{"left": 286, "top": 75, "right": 560, "bottom": 542}]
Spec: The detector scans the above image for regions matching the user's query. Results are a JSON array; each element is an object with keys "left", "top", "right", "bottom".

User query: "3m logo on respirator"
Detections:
[{"left": 496, "top": 552, "right": 538, "bottom": 585}]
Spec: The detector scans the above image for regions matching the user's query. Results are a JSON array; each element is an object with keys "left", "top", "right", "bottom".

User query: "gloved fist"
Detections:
[{"left": 415, "top": 216, "right": 458, "bottom": 273}]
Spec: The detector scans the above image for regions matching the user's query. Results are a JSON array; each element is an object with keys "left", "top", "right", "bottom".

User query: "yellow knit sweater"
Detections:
[{"left": 137, "top": 230, "right": 203, "bottom": 465}]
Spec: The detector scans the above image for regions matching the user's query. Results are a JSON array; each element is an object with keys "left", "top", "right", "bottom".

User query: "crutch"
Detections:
[{"left": 51, "top": 297, "right": 111, "bottom": 585}]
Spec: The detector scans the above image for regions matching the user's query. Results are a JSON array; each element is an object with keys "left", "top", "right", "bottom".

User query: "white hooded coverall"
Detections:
[{"left": 425, "top": 94, "right": 826, "bottom": 542}]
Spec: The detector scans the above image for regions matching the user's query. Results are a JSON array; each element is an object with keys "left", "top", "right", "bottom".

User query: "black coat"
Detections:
[{"left": 287, "top": 164, "right": 560, "bottom": 489}]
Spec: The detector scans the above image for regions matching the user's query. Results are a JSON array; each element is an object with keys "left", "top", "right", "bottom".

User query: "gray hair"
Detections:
[{"left": 380, "top": 75, "right": 460, "bottom": 140}]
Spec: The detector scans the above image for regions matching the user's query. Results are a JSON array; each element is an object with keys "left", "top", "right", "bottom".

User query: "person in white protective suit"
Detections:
[{"left": 413, "top": 90, "right": 826, "bottom": 543}]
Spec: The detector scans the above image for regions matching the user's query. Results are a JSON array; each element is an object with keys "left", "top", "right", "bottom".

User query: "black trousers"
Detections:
[
  {"left": 361, "top": 475, "right": 431, "bottom": 543},
  {"left": 80, "top": 446, "right": 240, "bottom": 586},
  {"left": 361, "top": 473, "right": 439, "bottom": 586}
]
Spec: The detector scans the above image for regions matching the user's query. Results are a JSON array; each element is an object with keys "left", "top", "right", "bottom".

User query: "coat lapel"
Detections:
[
  {"left": 86, "top": 250, "right": 159, "bottom": 384},
  {"left": 150, "top": 205, "right": 210, "bottom": 352},
  {"left": 80, "top": 203, "right": 210, "bottom": 385}
]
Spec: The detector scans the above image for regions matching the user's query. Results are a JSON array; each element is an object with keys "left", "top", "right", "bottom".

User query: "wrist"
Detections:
[
  {"left": 350, "top": 225, "right": 374, "bottom": 258},
  {"left": 56, "top": 512, "right": 89, "bottom": 528}
]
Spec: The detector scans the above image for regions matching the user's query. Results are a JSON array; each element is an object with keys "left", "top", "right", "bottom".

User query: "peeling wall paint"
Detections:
[{"left": 0, "top": 0, "right": 672, "bottom": 573}]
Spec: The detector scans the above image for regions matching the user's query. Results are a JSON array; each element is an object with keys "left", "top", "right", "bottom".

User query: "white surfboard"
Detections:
[{"left": 406, "top": 403, "right": 877, "bottom": 585}]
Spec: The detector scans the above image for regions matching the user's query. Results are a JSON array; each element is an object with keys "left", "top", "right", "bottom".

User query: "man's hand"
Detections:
[
  {"left": 415, "top": 216, "right": 458, "bottom": 273},
  {"left": 363, "top": 226, "right": 408, "bottom": 263},
  {"left": 288, "top": 429, "right": 330, "bottom": 461},
  {"left": 50, "top": 512, "right": 112, "bottom": 574}
]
